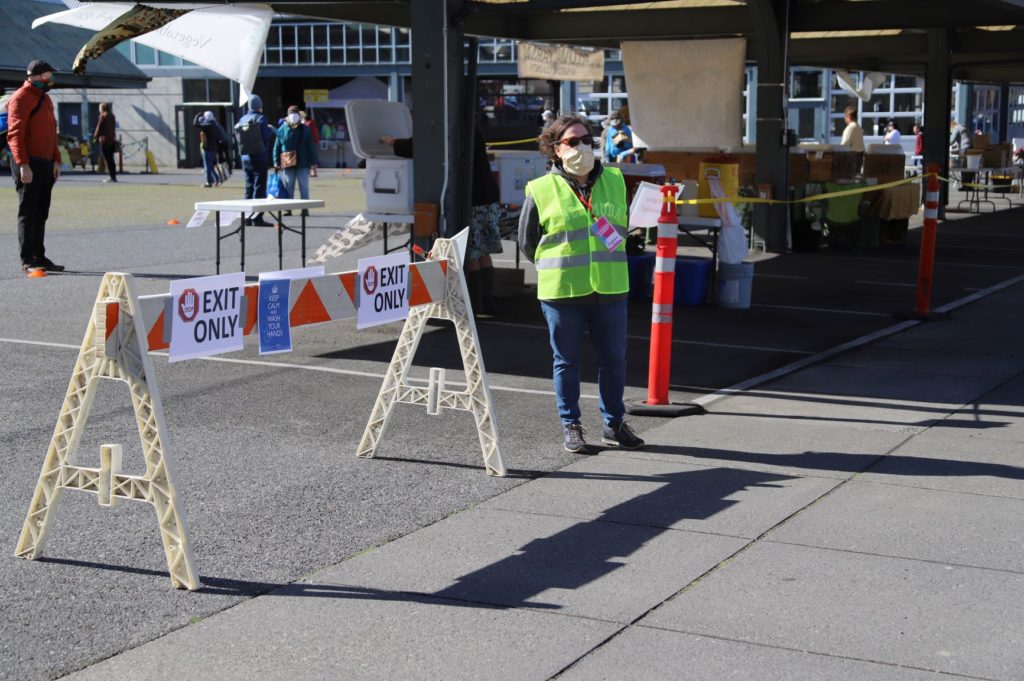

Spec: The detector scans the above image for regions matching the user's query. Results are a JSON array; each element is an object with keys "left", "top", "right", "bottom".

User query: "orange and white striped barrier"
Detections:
[
  {"left": 915, "top": 167, "right": 942, "bottom": 317},
  {"left": 626, "top": 185, "right": 702, "bottom": 417},
  {"left": 16, "top": 229, "right": 504, "bottom": 591}
]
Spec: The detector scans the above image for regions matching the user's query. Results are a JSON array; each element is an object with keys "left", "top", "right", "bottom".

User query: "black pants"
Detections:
[
  {"left": 101, "top": 143, "right": 117, "bottom": 180},
  {"left": 14, "top": 157, "right": 55, "bottom": 265}
]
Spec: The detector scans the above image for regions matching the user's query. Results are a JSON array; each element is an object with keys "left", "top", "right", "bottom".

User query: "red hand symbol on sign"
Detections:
[{"left": 177, "top": 288, "right": 199, "bottom": 322}]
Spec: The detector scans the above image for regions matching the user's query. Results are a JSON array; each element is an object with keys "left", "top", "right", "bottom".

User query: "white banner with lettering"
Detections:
[
  {"left": 518, "top": 43, "right": 605, "bottom": 82},
  {"left": 34, "top": 2, "right": 273, "bottom": 93}
]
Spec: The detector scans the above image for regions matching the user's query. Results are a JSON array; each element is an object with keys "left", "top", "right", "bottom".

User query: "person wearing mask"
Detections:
[
  {"left": 518, "top": 114, "right": 644, "bottom": 454},
  {"left": 7, "top": 59, "right": 64, "bottom": 273},
  {"left": 540, "top": 109, "right": 555, "bottom": 132},
  {"left": 272, "top": 106, "right": 318, "bottom": 216},
  {"left": 883, "top": 119, "right": 902, "bottom": 146},
  {"left": 603, "top": 113, "right": 635, "bottom": 163},
  {"left": 234, "top": 94, "right": 276, "bottom": 226}
]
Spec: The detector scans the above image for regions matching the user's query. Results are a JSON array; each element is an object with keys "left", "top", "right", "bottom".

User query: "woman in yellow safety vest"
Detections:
[{"left": 517, "top": 114, "right": 644, "bottom": 454}]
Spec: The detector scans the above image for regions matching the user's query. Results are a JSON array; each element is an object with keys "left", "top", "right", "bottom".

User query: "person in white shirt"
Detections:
[
  {"left": 840, "top": 105, "right": 865, "bottom": 152},
  {"left": 883, "top": 119, "right": 902, "bottom": 145}
]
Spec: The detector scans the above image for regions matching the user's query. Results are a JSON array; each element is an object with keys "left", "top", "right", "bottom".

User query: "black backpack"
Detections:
[{"left": 234, "top": 116, "right": 265, "bottom": 157}]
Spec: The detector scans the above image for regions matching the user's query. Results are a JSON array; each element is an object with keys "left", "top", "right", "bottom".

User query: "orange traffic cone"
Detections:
[{"left": 167, "top": 219, "right": 180, "bottom": 225}]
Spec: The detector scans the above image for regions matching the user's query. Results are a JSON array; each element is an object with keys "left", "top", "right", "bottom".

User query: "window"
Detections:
[
  {"left": 134, "top": 44, "right": 156, "bottom": 65},
  {"left": 791, "top": 69, "right": 824, "bottom": 99},
  {"left": 157, "top": 50, "right": 180, "bottom": 66}
]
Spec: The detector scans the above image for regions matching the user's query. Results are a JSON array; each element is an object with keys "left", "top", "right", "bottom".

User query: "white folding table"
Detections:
[{"left": 195, "top": 198, "right": 325, "bottom": 273}]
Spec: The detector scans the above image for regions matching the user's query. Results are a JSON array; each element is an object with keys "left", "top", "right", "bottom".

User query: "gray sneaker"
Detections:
[
  {"left": 602, "top": 421, "right": 645, "bottom": 450},
  {"left": 563, "top": 422, "right": 587, "bottom": 453}
]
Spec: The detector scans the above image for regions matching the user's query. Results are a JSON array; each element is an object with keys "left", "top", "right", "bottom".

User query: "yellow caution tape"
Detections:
[
  {"left": 485, "top": 138, "right": 539, "bottom": 147},
  {"left": 934, "top": 174, "right": 1017, "bottom": 191},
  {"left": 674, "top": 174, "right": 930, "bottom": 206}
]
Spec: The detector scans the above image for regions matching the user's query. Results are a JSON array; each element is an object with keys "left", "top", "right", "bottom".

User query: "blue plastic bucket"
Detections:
[
  {"left": 674, "top": 256, "right": 711, "bottom": 306},
  {"left": 627, "top": 253, "right": 655, "bottom": 301}
]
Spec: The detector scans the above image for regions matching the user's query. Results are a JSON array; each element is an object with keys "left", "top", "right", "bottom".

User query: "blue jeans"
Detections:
[
  {"left": 282, "top": 166, "right": 310, "bottom": 200},
  {"left": 202, "top": 148, "right": 218, "bottom": 185},
  {"left": 540, "top": 299, "right": 627, "bottom": 428},
  {"left": 242, "top": 157, "right": 268, "bottom": 200}
]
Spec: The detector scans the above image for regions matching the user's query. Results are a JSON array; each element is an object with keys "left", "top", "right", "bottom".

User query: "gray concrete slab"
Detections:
[
  {"left": 480, "top": 456, "right": 839, "bottom": 539},
  {"left": 857, "top": 429, "right": 1024, "bottom": 498},
  {"left": 305, "top": 507, "right": 747, "bottom": 624},
  {"left": 559, "top": 626, "right": 969, "bottom": 681},
  {"left": 827, "top": 344, "right": 1024, "bottom": 380},
  {"left": 605, "top": 413, "right": 916, "bottom": 480},
  {"left": 65, "top": 588, "right": 620, "bottom": 681},
  {"left": 642, "top": 542, "right": 1024, "bottom": 680},
  {"left": 766, "top": 480, "right": 1024, "bottom": 571}
]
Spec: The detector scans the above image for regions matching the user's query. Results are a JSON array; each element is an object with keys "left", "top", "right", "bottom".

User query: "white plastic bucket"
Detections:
[
  {"left": 718, "top": 261, "right": 754, "bottom": 309},
  {"left": 965, "top": 154, "right": 981, "bottom": 170}
]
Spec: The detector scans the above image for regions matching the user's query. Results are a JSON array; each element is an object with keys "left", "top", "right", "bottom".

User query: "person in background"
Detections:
[
  {"left": 234, "top": 94, "right": 276, "bottom": 226},
  {"left": 912, "top": 123, "right": 924, "bottom": 166},
  {"left": 196, "top": 111, "right": 223, "bottom": 187},
  {"left": 272, "top": 105, "right": 318, "bottom": 216},
  {"left": 949, "top": 118, "right": 971, "bottom": 156},
  {"left": 320, "top": 116, "right": 334, "bottom": 141},
  {"left": 603, "top": 112, "right": 635, "bottom": 163},
  {"left": 379, "top": 123, "right": 503, "bottom": 315},
  {"left": 883, "top": 119, "right": 902, "bottom": 146},
  {"left": 518, "top": 114, "right": 644, "bottom": 454},
  {"left": 840, "top": 105, "right": 865, "bottom": 152},
  {"left": 300, "top": 110, "right": 320, "bottom": 146},
  {"left": 540, "top": 109, "right": 555, "bottom": 133},
  {"left": 93, "top": 101, "right": 118, "bottom": 183},
  {"left": 8, "top": 59, "right": 64, "bottom": 273}
]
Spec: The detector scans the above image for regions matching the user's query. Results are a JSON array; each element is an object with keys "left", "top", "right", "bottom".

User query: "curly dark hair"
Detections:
[{"left": 538, "top": 114, "right": 590, "bottom": 162}]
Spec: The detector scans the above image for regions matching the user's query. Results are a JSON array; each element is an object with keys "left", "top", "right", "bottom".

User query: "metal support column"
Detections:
[
  {"left": 410, "top": 0, "right": 467, "bottom": 237},
  {"left": 748, "top": 0, "right": 790, "bottom": 253},
  {"left": 924, "top": 29, "right": 953, "bottom": 216},
  {"left": 998, "top": 83, "right": 1010, "bottom": 144}
]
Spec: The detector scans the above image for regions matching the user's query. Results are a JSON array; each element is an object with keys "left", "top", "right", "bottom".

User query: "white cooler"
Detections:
[{"left": 346, "top": 100, "right": 415, "bottom": 214}]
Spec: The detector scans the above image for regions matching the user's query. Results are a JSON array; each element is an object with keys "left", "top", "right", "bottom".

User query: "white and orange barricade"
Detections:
[{"left": 15, "top": 229, "right": 504, "bottom": 590}]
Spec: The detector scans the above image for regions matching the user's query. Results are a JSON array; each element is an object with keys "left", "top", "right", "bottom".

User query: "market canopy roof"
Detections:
[
  {"left": 0, "top": 0, "right": 150, "bottom": 89},
  {"left": 255, "top": 0, "right": 1024, "bottom": 82}
]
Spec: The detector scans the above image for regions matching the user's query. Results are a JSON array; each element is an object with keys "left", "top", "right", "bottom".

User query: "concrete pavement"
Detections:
[{"left": 59, "top": 276, "right": 1024, "bottom": 680}]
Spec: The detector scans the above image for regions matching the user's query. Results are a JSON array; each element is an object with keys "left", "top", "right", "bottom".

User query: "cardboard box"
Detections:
[
  {"left": 806, "top": 150, "right": 861, "bottom": 182},
  {"left": 972, "top": 133, "right": 991, "bottom": 150},
  {"left": 982, "top": 144, "right": 1012, "bottom": 168},
  {"left": 863, "top": 154, "right": 906, "bottom": 183},
  {"left": 606, "top": 162, "right": 666, "bottom": 201},
  {"left": 364, "top": 158, "right": 414, "bottom": 214}
]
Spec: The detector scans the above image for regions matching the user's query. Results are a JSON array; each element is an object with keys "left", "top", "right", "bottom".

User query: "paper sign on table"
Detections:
[
  {"left": 628, "top": 181, "right": 670, "bottom": 228},
  {"left": 186, "top": 210, "right": 210, "bottom": 229}
]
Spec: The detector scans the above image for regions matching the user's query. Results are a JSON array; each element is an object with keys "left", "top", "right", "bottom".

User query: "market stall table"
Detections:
[{"left": 195, "top": 198, "right": 325, "bottom": 273}]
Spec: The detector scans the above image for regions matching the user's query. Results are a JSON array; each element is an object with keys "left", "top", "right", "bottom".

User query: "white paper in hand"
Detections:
[{"left": 628, "top": 181, "right": 669, "bottom": 228}]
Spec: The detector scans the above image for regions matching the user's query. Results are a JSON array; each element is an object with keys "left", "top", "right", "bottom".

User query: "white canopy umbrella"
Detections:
[{"left": 32, "top": 2, "right": 273, "bottom": 95}]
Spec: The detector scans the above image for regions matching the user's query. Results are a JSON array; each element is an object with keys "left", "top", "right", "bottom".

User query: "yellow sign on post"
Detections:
[{"left": 303, "top": 89, "right": 329, "bottom": 103}]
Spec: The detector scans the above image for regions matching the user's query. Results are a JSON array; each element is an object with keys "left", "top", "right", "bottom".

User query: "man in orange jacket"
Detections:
[{"left": 8, "top": 60, "right": 64, "bottom": 273}]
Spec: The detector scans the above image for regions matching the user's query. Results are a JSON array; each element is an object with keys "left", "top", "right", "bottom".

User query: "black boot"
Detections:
[
  {"left": 480, "top": 265, "right": 497, "bottom": 316},
  {"left": 466, "top": 269, "right": 482, "bottom": 314}
]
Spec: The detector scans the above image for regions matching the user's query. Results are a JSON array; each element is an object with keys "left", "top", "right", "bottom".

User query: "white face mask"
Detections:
[
  {"left": 287, "top": 113, "right": 301, "bottom": 126},
  {"left": 560, "top": 143, "right": 595, "bottom": 176}
]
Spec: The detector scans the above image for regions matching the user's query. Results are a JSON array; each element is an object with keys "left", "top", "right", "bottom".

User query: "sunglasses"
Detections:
[{"left": 558, "top": 134, "right": 594, "bottom": 148}]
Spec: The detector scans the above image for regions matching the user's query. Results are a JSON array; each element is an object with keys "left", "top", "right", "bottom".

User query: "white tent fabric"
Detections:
[
  {"left": 621, "top": 39, "right": 746, "bottom": 150},
  {"left": 33, "top": 2, "right": 273, "bottom": 94},
  {"left": 307, "top": 77, "right": 390, "bottom": 109},
  {"left": 835, "top": 70, "right": 887, "bottom": 103}
]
